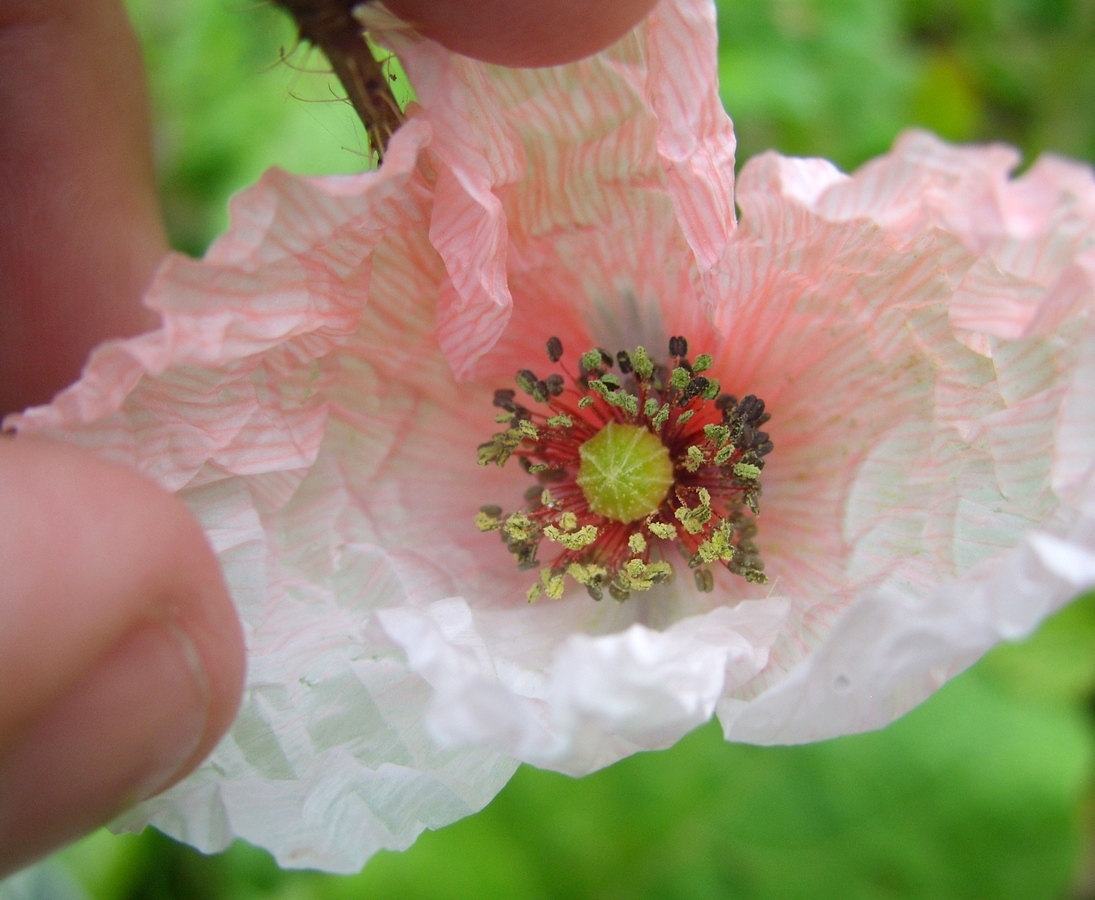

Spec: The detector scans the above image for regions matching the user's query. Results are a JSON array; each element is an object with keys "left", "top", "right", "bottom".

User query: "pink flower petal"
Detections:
[{"left": 364, "top": 0, "right": 734, "bottom": 377}]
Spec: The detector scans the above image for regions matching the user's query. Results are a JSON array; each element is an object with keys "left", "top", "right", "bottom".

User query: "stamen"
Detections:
[
  {"left": 477, "top": 336, "right": 773, "bottom": 601},
  {"left": 546, "top": 336, "right": 564, "bottom": 363}
]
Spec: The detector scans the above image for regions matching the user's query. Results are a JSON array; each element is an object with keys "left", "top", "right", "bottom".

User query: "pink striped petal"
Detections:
[{"left": 364, "top": 0, "right": 734, "bottom": 377}]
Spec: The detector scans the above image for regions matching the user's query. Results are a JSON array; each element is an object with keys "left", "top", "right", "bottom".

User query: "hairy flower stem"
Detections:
[{"left": 272, "top": 0, "right": 403, "bottom": 161}]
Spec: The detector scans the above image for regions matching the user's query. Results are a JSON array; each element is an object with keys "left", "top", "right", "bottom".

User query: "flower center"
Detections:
[
  {"left": 577, "top": 423, "right": 673, "bottom": 523},
  {"left": 476, "top": 336, "right": 772, "bottom": 603}
]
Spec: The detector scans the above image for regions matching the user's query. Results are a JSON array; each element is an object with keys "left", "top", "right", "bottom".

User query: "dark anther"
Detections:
[
  {"left": 752, "top": 430, "right": 769, "bottom": 449},
  {"left": 756, "top": 411, "right": 771, "bottom": 426},
  {"left": 737, "top": 395, "right": 765, "bottom": 424},
  {"left": 679, "top": 376, "right": 709, "bottom": 405},
  {"left": 533, "top": 380, "right": 549, "bottom": 403},
  {"left": 598, "top": 348, "right": 614, "bottom": 368},
  {"left": 479, "top": 504, "right": 502, "bottom": 516},
  {"left": 716, "top": 393, "right": 737, "bottom": 412},
  {"left": 616, "top": 350, "right": 633, "bottom": 374},
  {"left": 516, "top": 369, "right": 539, "bottom": 395},
  {"left": 668, "top": 335, "right": 688, "bottom": 358},
  {"left": 524, "top": 485, "right": 544, "bottom": 503},
  {"left": 756, "top": 440, "right": 774, "bottom": 457},
  {"left": 586, "top": 584, "right": 604, "bottom": 601},
  {"left": 544, "top": 373, "right": 565, "bottom": 397},
  {"left": 493, "top": 389, "right": 516, "bottom": 409},
  {"left": 546, "top": 336, "right": 563, "bottom": 363},
  {"left": 608, "top": 582, "right": 631, "bottom": 602},
  {"left": 537, "top": 467, "right": 568, "bottom": 483},
  {"left": 518, "top": 457, "right": 533, "bottom": 473}
]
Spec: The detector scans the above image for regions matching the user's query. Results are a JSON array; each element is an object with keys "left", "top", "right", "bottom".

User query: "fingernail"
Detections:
[{"left": 0, "top": 622, "right": 208, "bottom": 873}]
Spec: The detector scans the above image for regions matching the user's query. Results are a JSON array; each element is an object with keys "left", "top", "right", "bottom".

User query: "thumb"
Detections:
[{"left": 0, "top": 438, "right": 245, "bottom": 875}]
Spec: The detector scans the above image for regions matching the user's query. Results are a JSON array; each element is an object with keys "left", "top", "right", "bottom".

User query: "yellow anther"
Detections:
[
  {"left": 543, "top": 524, "right": 599, "bottom": 550},
  {"left": 734, "top": 462, "right": 762, "bottom": 481},
  {"left": 540, "top": 569, "right": 565, "bottom": 600},
  {"left": 475, "top": 512, "right": 502, "bottom": 532},
  {"left": 504, "top": 513, "right": 536, "bottom": 542},
  {"left": 566, "top": 562, "right": 608, "bottom": 585},
  {"left": 648, "top": 521, "right": 677, "bottom": 540},
  {"left": 684, "top": 445, "right": 705, "bottom": 472},
  {"left": 674, "top": 488, "right": 713, "bottom": 535}
]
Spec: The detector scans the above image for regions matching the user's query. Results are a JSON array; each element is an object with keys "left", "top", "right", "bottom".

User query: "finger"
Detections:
[
  {"left": 0, "top": 0, "right": 168, "bottom": 416},
  {"left": 383, "top": 0, "right": 660, "bottom": 67},
  {"left": 0, "top": 437, "right": 245, "bottom": 874}
]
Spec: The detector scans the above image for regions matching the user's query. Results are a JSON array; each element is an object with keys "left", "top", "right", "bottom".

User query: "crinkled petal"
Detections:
[
  {"left": 378, "top": 597, "right": 789, "bottom": 775},
  {"left": 707, "top": 133, "right": 1095, "bottom": 742},
  {"left": 363, "top": 0, "right": 735, "bottom": 377},
  {"left": 720, "top": 512, "right": 1095, "bottom": 743}
]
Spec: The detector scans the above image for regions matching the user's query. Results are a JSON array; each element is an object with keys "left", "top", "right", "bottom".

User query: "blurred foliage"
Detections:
[
  {"left": 8, "top": 1, "right": 1094, "bottom": 897},
  {"left": 124, "top": 0, "right": 411, "bottom": 255},
  {"left": 718, "top": 0, "right": 1095, "bottom": 171}
]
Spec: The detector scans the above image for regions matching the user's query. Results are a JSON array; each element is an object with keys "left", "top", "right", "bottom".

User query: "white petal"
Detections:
[{"left": 380, "top": 597, "right": 789, "bottom": 774}]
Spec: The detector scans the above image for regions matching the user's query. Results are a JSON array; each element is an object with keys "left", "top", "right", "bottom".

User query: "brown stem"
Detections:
[{"left": 272, "top": 0, "right": 403, "bottom": 161}]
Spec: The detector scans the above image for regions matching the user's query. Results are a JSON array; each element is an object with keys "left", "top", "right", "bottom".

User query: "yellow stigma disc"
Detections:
[{"left": 576, "top": 423, "right": 673, "bottom": 523}]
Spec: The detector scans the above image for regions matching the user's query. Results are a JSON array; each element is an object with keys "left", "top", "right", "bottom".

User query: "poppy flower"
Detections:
[{"left": 10, "top": 0, "right": 1095, "bottom": 873}]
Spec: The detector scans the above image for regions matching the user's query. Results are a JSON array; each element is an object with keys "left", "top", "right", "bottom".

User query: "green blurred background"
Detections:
[{"left": 8, "top": 0, "right": 1095, "bottom": 897}]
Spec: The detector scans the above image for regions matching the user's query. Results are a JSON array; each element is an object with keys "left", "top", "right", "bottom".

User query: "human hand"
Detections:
[
  {"left": 0, "top": 0, "right": 656, "bottom": 875},
  {"left": 0, "top": 0, "right": 244, "bottom": 874}
]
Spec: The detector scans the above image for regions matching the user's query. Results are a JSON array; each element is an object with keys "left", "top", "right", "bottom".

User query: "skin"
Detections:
[
  {"left": 0, "top": 0, "right": 654, "bottom": 875},
  {"left": 384, "top": 0, "right": 660, "bottom": 67}
]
